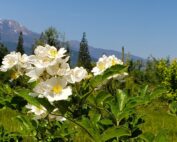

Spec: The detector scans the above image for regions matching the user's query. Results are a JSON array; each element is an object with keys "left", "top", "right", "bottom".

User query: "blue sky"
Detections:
[{"left": 0, "top": 0, "right": 177, "bottom": 58}]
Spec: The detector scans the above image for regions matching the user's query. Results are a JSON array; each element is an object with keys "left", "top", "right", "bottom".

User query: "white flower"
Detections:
[
  {"left": 26, "top": 45, "right": 69, "bottom": 82},
  {"left": 0, "top": 52, "right": 20, "bottom": 71},
  {"left": 26, "top": 104, "right": 47, "bottom": 119},
  {"left": 46, "top": 57, "right": 70, "bottom": 76},
  {"left": 40, "top": 77, "right": 72, "bottom": 102},
  {"left": 92, "top": 55, "right": 123, "bottom": 76},
  {"left": 32, "top": 81, "right": 50, "bottom": 98},
  {"left": 66, "top": 67, "right": 88, "bottom": 83},
  {"left": 33, "top": 45, "right": 67, "bottom": 68},
  {"left": 0, "top": 52, "right": 31, "bottom": 80},
  {"left": 26, "top": 67, "right": 45, "bottom": 82}
]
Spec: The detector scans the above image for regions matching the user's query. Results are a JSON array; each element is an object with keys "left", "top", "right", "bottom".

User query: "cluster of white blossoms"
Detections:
[
  {"left": 0, "top": 52, "right": 30, "bottom": 79},
  {"left": 91, "top": 55, "right": 124, "bottom": 76},
  {"left": 0, "top": 45, "right": 127, "bottom": 120},
  {"left": 0, "top": 44, "right": 88, "bottom": 119}
]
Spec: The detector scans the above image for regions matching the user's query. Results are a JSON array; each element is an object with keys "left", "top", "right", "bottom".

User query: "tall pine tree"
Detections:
[
  {"left": 16, "top": 31, "right": 24, "bottom": 54},
  {"left": 77, "top": 32, "right": 92, "bottom": 71}
]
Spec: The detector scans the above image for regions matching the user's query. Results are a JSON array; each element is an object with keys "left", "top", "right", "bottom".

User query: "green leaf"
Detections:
[
  {"left": 14, "top": 88, "right": 41, "bottom": 108},
  {"left": 79, "top": 117, "right": 101, "bottom": 142},
  {"left": 140, "top": 85, "right": 149, "bottom": 96},
  {"left": 101, "top": 126, "right": 131, "bottom": 141},
  {"left": 90, "top": 65, "right": 127, "bottom": 88},
  {"left": 95, "top": 91, "right": 111, "bottom": 105},
  {"left": 92, "top": 114, "right": 101, "bottom": 124},
  {"left": 37, "top": 98, "right": 54, "bottom": 113},
  {"left": 102, "top": 64, "right": 127, "bottom": 79},
  {"left": 169, "top": 101, "right": 177, "bottom": 115},
  {"left": 149, "top": 87, "right": 167, "bottom": 100},
  {"left": 99, "top": 119, "right": 113, "bottom": 125},
  {"left": 109, "top": 90, "right": 128, "bottom": 119},
  {"left": 15, "top": 115, "right": 36, "bottom": 135},
  {"left": 53, "top": 100, "right": 70, "bottom": 115},
  {"left": 116, "top": 90, "right": 127, "bottom": 112},
  {"left": 140, "top": 132, "right": 155, "bottom": 142},
  {"left": 126, "top": 97, "right": 146, "bottom": 109}
]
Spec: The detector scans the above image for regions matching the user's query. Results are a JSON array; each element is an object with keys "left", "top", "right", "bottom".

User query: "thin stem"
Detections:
[{"left": 50, "top": 113, "right": 95, "bottom": 141}]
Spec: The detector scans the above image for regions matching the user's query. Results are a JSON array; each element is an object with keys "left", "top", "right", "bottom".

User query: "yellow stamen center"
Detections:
[
  {"left": 98, "top": 63, "right": 105, "bottom": 71},
  {"left": 11, "top": 72, "right": 19, "bottom": 80},
  {"left": 50, "top": 50, "right": 57, "bottom": 58},
  {"left": 52, "top": 85, "right": 62, "bottom": 94},
  {"left": 112, "top": 59, "right": 117, "bottom": 66}
]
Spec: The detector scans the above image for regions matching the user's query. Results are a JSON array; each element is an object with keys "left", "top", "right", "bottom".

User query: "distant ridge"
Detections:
[{"left": 0, "top": 19, "right": 144, "bottom": 65}]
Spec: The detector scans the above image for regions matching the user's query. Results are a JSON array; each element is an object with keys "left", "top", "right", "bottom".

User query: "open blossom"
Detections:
[
  {"left": 0, "top": 52, "right": 29, "bottom": 71},
  {"left": 91, "top": 55, "right": 123, "bottom": 76},
  {"left": 0, "top": 52, "right": 30, "bottom": 80},
  {"left": 26, "top": 104, "right": 47, "bottom": 119},
  {"left": 0, "top": 52, "right": 19, "bottom": 71},
  {"left": 26, "top": 67, "right": 45, "bottom": 82},
  {"left": 33, "top": 45, "right": 67, "bottom": 67},
  {"left": 66, "top": 67, "right": 88, "bottom": 83},
  {"left": 26, "top": 45, "right": 69, "bottom": 82},
  {"left": 34, "top": 77, "right": 72, "bottom": 103},
  {"left": 46, "top": 57, "right": 70, "bottom": 76}
]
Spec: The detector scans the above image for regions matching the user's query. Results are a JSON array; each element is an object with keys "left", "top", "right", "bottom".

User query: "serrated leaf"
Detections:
[
  {"left": 101, "top": 126, "right": 131, "bottom": 141},
  {"left": 14, "top": 88, "right": 41, "bottom": 108}
]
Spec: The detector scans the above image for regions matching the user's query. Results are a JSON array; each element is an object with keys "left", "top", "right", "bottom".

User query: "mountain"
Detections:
[
  {"left": 69, "top": 40, "right": 144, "bottom": 64},
  {"left": 0, "top": 19, "right": 39, "bottom": 53},
  {"left": 0, "top": 19, "right": 143, "bottom": 65}
]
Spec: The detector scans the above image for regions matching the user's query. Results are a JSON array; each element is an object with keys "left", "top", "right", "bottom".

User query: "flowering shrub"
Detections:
[{"left": 0, "top": 45, "right": 162, "bottom": 141}]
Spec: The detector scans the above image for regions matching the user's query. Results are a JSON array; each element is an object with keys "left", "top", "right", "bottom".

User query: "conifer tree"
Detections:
[
  {"left": 44, "top": 27, "right": 60, "bottom": 48},
  {"left": 77, "top": 32, "right": 92, "bottom": 71},
  {"left": 0, "top": 43, "right": 9, "bottom": 64},
  {"left": 122, "top": 46, "right": 125, "bottom": 64},
  {"left": 16, "top": 31, "right": 24, "bottom": 54}
]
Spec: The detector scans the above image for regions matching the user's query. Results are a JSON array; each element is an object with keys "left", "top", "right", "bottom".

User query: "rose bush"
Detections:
[{"left": 0, "top": 45, "right": 164, "bottom": 141}]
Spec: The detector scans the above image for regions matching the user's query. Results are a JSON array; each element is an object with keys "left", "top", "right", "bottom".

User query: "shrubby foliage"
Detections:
[{"left": 0, "top": 44, "right": 175, "bottom": 141}]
